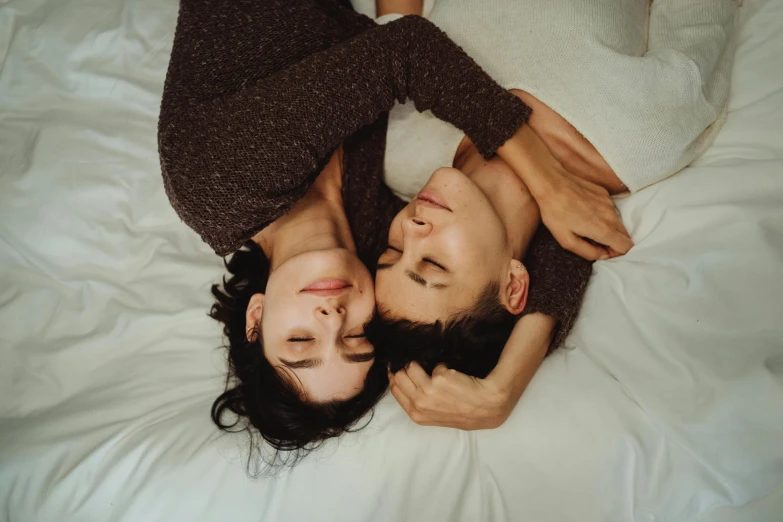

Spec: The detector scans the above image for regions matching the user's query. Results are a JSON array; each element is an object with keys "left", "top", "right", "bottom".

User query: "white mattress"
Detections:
[{"left": 1, "top": 0, "right": 782, "bottom": 520}]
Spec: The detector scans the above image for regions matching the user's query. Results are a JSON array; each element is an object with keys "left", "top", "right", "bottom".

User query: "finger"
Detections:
[
  {"left": 404, "top": 362, "right": 431, "bottom": 388},
  {"left": 432, "top": 364, "right": 450, "bottom": 377},
  {"left": 393, "top": 369, "right": 418, "bottom": 397},
  {"left": 389, "top": 383, "right": 414, "bottom": 413},
  {"left": 564, "top": 233, "right": 609, "bottom": 261},
  {"left": 391, "top": 385, "right": 438, "bottom": 426},
  {"left": 598, "top": 203, "right": 631, "bottom": 239},
  {"left": 582, "top": 178, "right": 609, "bottom": 196},
  {"left": 599, "top": 226, "right": 634, "bottom": 255},
  {"left": 576, "top": 175, "right": 610, "bottom": 197},
  {"left": 613, "top": 216, "right": 632, "bottom": 241}
]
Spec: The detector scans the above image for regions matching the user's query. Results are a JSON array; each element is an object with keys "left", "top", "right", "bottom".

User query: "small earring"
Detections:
[{"left": 517, "top": 263, "right": 525, "bottom": 271}]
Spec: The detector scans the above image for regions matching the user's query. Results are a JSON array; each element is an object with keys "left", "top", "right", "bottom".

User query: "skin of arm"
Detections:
[
  {"left": 497, "top": 125, "right": 634, "bottom": 260},
  {"left": 487, "top": 313, "right": 556, "bottom": 413},
  {"left": 376, "top": 0, "right": 423, "bottom": 16},
  {"left": 388, "top": 313, "right": 556, "bottom": 430}
]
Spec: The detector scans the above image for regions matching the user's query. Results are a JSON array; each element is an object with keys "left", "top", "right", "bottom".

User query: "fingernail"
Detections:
[{"left": 599, "top": 254, "right": 609, "bottom": 261}]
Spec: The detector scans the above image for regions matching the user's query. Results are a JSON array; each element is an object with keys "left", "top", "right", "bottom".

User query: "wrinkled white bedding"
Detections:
[{"left": 1, "top": 0, "right": 782, "bottom": 521}]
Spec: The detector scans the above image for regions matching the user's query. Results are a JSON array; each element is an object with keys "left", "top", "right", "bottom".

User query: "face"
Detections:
[
  {"left": 375, "top": 167, "right": 513, "bottom": 323},
  {"left": 246, "top": 248, "right": 376, "bottom": 403}
]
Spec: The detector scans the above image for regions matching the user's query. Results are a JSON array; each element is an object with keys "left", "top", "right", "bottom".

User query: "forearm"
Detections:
[
  {"left": 487, "top": 313, "right": 556, "bottom": 407},
  {"left": 496, "top": 125, "right": 563, "bottom": 200},
  {"left": 163, "top": 15, "right": 530, "bottom": 194}
]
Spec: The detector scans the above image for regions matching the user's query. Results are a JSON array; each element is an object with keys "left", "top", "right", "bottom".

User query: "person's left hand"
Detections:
[{"left": 388, "top": 362, "right": 512, "bottom": 430}]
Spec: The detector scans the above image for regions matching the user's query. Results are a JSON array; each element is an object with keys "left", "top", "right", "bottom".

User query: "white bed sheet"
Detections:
[{"left": 1, "top": 0, "right": 782, "bottom": 521}]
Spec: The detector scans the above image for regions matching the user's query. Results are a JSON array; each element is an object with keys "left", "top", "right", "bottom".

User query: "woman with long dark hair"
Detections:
[{"left": 159, "top": 0, "right": 602, "bottom": 466}]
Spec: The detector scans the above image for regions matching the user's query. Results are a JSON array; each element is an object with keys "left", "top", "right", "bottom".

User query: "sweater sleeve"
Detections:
[
  {"left": 521, "top": 226, "right": 594, "bottom": 352},
  {"left": 159, "top": 7, "right": 531, "bottom": 256}
]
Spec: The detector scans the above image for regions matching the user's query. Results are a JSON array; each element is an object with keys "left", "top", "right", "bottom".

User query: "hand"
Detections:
[
  {"left": 497, "top": 125, "right": 633, "bottom": 260},
  {"left": 534, "top": 165, "right": 633, "bottom": 260},
  {"left": 388, "top": 362, "right": 512, "bottom": 430}
]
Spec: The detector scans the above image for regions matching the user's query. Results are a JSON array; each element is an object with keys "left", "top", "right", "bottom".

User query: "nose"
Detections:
[
  {"left": 402, "top": 216, "right": 433, "bottom": 238},
  {"left": 315, "top": 300, "right": 346, "bottom": 323}
]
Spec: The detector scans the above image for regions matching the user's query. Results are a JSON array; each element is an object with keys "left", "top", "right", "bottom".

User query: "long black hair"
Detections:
[{"left": 209, "top": 242, "right": 388, "bottom": 472}]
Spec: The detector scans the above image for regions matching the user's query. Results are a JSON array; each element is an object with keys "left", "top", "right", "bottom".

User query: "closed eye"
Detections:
[
  {"left": 377, "top": 245, "right": 402, "bottom": 270},
  {"left": 345, "top": 333, "right": 366, "bottom": 339},
  {"left": 422, "top": 257, "right": 447, "bottom": 271}
]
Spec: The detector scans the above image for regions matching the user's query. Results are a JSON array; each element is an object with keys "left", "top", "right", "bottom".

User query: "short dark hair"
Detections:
[
  {"left": 210, "top": 242, "right": 387, "bottom": 472},
  {"left": 367, "top": 282, "right": 518, "bottom": 379}
]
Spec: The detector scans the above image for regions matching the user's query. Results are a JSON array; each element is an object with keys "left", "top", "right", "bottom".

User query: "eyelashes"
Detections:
[
  {"left": 288, "top": 334, "right": 366, "bottom": 342},
  {"left": 385, "top": 245, "right": 446, "bottom": 271}
]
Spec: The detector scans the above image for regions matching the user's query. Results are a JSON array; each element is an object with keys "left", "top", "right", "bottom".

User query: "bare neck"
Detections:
[
  {"left": 253, "top": 148, "right": 355, "bottom": 270},
  {"left": 456, "top": 142, "right": 541, "bottom": 259}
]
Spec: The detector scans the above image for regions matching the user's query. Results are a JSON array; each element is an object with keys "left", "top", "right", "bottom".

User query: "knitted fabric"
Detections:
[
  {"left": 158, "top": 0, "right": 592, "bottom": 348},
  {"left": 159, "top": 0, "right": 530, "bottom": 257},
  {"left": 362, "top": 0, "right": 742, "bottom": 194}
]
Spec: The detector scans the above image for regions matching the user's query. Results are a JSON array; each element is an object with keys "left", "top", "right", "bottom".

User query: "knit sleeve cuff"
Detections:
[{"left": 472, "top": 99, "right": 532, "bottom": 160}]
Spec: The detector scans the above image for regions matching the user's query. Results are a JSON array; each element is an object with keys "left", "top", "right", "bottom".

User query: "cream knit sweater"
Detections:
[{"left": 353, "top": 0, "right": 742, "bottom": 196}]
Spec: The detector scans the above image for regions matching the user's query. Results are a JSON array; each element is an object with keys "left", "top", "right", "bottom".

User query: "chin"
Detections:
[
  {"left": 292, "top": 248, "right": 371, "bottom": 286},
  {"left": 424, "top": 167, "right": 493, "bottom": 212}
]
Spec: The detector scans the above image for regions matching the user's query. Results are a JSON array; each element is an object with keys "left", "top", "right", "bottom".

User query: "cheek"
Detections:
[
  {"left": 259, "top": 293, "right": 299, "bottom": 338},
  {"left": 351, "top": 290, "right": 376, "bottom": 324},
  {"left": 387, "top": 212, "right": 405, "bottom": 243},
  {"left": 373, "top": 271, "right": 395, "bottom": 306},
  {"left": 343, "top": 361, "right": 373, "bottom": 394},
  {"left": 468, "top": 210, "right": 507, "bottom": 252},
  {"left": 444, "top": 219, "right": 507, "bottom": 271}
]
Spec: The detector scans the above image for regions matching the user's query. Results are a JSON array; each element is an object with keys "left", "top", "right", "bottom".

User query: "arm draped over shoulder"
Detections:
[{"left": 158, "top": 0, "right": 530, "bottom": 257}]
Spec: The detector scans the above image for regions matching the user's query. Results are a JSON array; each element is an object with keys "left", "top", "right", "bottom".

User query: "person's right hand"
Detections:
[{"left": 497, "top": 124, "right": 633, "bottom": 260}]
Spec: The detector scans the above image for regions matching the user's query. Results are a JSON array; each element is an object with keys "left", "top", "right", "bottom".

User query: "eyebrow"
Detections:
[
  {"left": 376, "top": 263, "right": 447, "bottom": 290},
  {"left": 279, "top": 358, "right": 322, "bottom": 369},
  {"left": 406, "top": 270, "right": 447, "bottom": 289},
  {"left": 343, "top": 352, "right": 375, "bottom": 363}
]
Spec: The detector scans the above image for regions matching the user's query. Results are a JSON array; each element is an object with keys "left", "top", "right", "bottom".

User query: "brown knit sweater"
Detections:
[{"left": 158, "top": 0, "right": 592, "bottom": 349}]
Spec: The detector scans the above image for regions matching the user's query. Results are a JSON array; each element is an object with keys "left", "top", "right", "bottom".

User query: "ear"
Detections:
[
  {"left": 502, "top": 260, "right": 529, "bottom": 315},
  {"left": 245, "top": 293, "right": 265, "bottom": 341}
]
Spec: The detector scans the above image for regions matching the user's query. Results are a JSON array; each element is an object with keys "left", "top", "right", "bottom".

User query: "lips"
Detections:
[
  {"left": 416, "top": 190, "right": 451, "bottom": 211},
  {"left": 301, "top": 279, "right": 352, "bottom": 296}
]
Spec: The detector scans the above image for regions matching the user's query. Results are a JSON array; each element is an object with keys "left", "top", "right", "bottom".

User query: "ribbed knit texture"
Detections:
[
  {"left": 360, "top": 0, "right": 742, "bottom": 194},
  {"left": 158, "top": 0, "right": 592, "bottom": 349}
]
